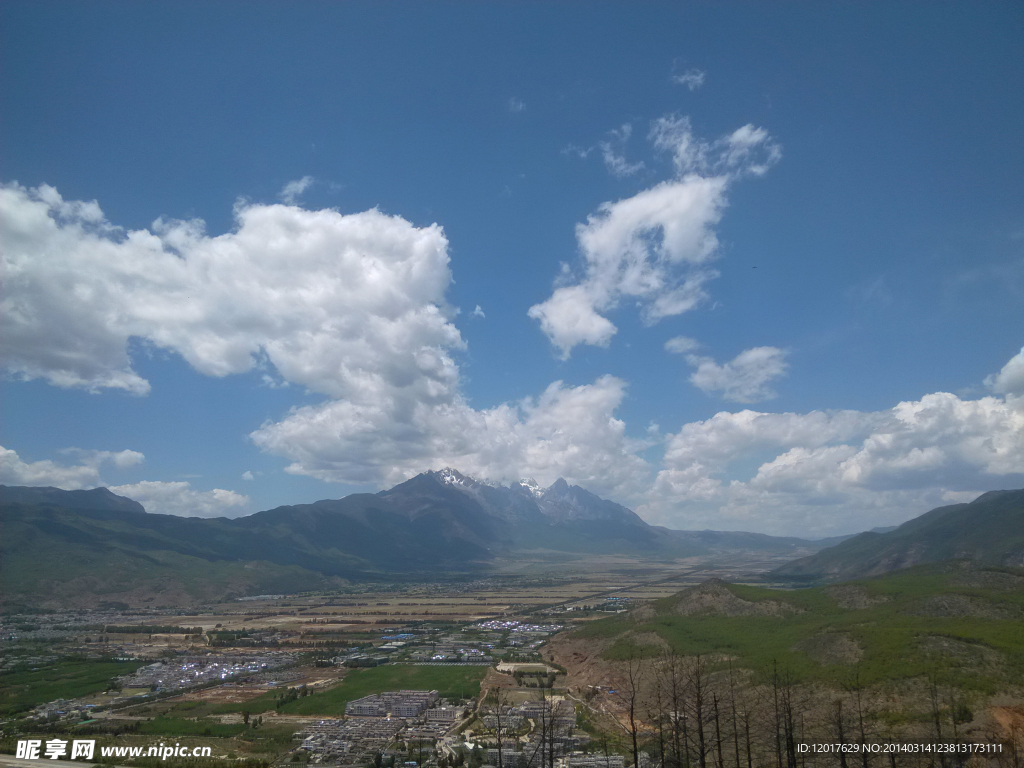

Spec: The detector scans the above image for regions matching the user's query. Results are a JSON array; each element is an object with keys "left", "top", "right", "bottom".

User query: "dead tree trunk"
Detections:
[
  {"left": 829, "top": 698, "right": 849, "bottom": 768},
  {"left": 713, "top": 693, "right": 725, "bottom": 768},
  {"left": 663, "top": 651, "right": 687, "bottom": 768},
  {"left": 623, "top": 654, "right": 646, "bottom": 768},
  {"left": 687, "top": 655, "right": 712, "bottom": 768}
]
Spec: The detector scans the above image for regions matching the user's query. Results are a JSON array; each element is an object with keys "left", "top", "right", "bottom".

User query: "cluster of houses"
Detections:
[
  {"left": 30, "top": 699, "right": 97, "bottom": 724},
  {"left": 115, "top": 653, "right": 295, "bottom": 692},
  {"left": 297, "top": 691, "right": 469, "bottom": 765},
  {"left": 345, "top": 690, "right": 441, "bottom": 718},
  {"left": 299, "top": 718, "right": 407, "bottom": 763}
]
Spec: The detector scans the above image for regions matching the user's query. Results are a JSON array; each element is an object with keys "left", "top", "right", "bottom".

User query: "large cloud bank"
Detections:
[
  {"left": 1, "top": 183, "right": 460, "bottom": 401},
  {"left": 2, "top": 182, "right": 1021, "bottom": 535},
  {"left": 0, "top": 183, "right": 648, "bottom": 502},
  {"left": 641, "top": 388, "right": 1024, "bottom": 535}
]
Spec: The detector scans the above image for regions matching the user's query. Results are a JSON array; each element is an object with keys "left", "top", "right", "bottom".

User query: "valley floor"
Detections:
[{"left": 4, "top": 563, "right": 1024, "bottom": 767}]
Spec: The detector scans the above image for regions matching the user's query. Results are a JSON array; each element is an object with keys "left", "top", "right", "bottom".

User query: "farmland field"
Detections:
[
  {"left": 0, "top": 659, "right": 145, "bottom": 715},
  {"left": 215, "top": 665, "right": 488, "bottom": 716}
]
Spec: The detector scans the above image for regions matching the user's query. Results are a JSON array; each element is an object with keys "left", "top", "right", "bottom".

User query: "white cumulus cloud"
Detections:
[
  {"left": 251, "top": 374, "right": 650, "bottom": 501},
  {"left": 8, "top": 183, "right": 1020, "bottom": 535},
  {"left": 108, "top": 481, "right": 250, "bottom": 518},
  {"left": 641, "top": 369, "right": 1024, "bottom": 536},
  {"left": 985, "top": 346, "right": 1024, "bottom": 396},
  {"left": 0, "top": 444, "right": 243, "bottom": 518},
  {"left": 530, "top": 117, "right": 779, "bottom": 357},
  {"left": 0, "top": 183, "right": 651, "bottom": 500},
  {"left": 0, "top": 183, "right": 462, "bottom": 405},
  {"left": 686, "top": 346, "right": 789, "bottom": 403},
  {"left": 0, "top": 445, "right": 144, "bottom": 489}
]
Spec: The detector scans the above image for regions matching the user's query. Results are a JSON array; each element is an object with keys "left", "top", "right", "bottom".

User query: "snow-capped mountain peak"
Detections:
[
  {"left": 435, "top": 467, "right": 471, "bottom": 487},
  {"left": 517, "top": 478, "right": 544, "bottom": 498}
]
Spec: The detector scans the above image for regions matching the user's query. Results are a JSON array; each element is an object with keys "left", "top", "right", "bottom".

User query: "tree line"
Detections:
[{"left": 104, "top": 625, "right": 203, "bottom": 634}]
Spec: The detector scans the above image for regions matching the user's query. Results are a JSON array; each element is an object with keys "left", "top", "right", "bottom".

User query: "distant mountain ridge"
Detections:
[
  {"left": 0, "top": 485, "right": 145, "bottom": 513},
  {"left": 772, "top": 489, "right": 1024, "bottom": 581},
  {"left": 0, "top": 470, "right": 859, "bottom": 608}
]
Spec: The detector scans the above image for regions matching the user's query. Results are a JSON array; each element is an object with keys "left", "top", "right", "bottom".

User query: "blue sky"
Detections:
[{"left": 1, "top": 2, "right": 1022, "bottom": 536}]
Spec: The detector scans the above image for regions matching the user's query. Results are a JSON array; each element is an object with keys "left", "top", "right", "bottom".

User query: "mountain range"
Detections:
[
  {"left": 1, "top": 468, "right": 839, "bottom": 608},
  {"left": 4, "top": 469, "right": 1020, "bottom": 608}
]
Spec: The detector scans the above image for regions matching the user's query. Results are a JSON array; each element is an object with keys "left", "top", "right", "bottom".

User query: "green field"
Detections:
[
  {"left": 578, "top": 564, "right": 1024, "bottom": 689},
  {"left": 0, "top": 659, "right": 146, "bottom": 715},
  {"left": 133, "top": 716, "right": 297, "bottom": 750},
  {"left": 216, "top": 665, "right": 488, "bottom": 716},
  {"left": 137, "top": 717, "right": 248, "bottom": 738}
]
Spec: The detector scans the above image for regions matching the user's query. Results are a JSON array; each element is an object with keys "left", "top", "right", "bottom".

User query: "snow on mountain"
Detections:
[
  {"left": 517, "top": 478, "right": 544, "bottom": 498},
  {"left": 436, "top": 467, "right": 473, "bottom": 487},
  {"left": 422, "top": 468, "right": 644, "bottom": 527}
]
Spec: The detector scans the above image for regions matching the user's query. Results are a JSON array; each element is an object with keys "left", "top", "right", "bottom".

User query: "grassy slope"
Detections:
[
  {"left": 215, "top": 665, "right": 488, "bottom": 716},
  {"left": 574, "top": 564, "right": 1024, "bottom": 690}
]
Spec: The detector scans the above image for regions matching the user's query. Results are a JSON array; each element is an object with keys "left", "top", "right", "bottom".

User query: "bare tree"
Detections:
[
  {"left": 526, "top": 687, "right": 547, "bottom": 768},
  {"left": 827, "top": 697, "right": 850, "bottom": 768},
  {"left": 685, "top": 655, "right": 714, "bottom": 768},
  {"left": 712, "top": 693, "right": 725, "bottom": 768},
  {"left": 767, "top": 661, "right": 799, "bottom": 768},
  {"left": 727, "top": 664, "right": 741, "bottom": 768},
  {"left": 740, "top": 705, "right": 753, "bottom": 768},
  {"left": 844, "top": 671, "right": 871, "bottom": 768},
  {"left": 646, "top": 665, "right": 668, "bottom": 768},
  {"left": 620, "top": 654, "right": 647, "bottom": 768},
  {"left": 484, "top": 686, "right": 511, "bottom": 768},
  {"left": 779, "top": 673, "right": 797, "bottom": 768},
  {"left": 662, "top": 651, "right": 689, "bottom": 768},
  {"left": 548, "top": 693, "right": 556, "bottom": 768}
]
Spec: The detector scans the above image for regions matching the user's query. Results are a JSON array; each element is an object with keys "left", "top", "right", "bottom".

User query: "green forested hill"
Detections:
[
  {"left": 574, "top": 562, "right": 1024, "bottom": 687},
  {"left": 0, "top": 501, "right": 350, "bottom": 609},
  {"left": 771, "top": 489, "right": 1024, "bottom": 582}
]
